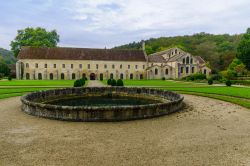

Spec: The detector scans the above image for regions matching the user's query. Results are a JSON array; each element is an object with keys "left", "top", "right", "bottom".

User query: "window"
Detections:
[
  {"left": 186, "top": 57, "right": 190, "bottom": 64},
  {"left": 135, "top": 65, "right": 138, "bottom": 69},
  {"left": 155, "top": 68, "right": 158, "bottom": 75},
  {"left": 72, "top": 73, "right": 76, "bottom": 79},
  {"left": 96, "top": 64, "right": 98, "bottom": 69},
  {"left": 62, "top": 64, "right": 65, "bottom": 68},
  {"left": 181, "top": 67, "right": 183, "bottom": 73},
  {"left": 130, "top": 74, "right": 133, "bottom": 80},
  {"left": 204, "top": 69, "right": 207, "bottom": 75},
  {"left": 45, "top": 64, "right": 47, "bottom": 68},
  {"left": 165, "top": 69, "right": 169, "bottom": 75},
  {"left": 26, "top": 63, "right": 29, "bottom": 68},
  {"left": 128, "top": 65, "right": 130, "bottom": 69},
  {"left": 35, "top": 63, "right": 38, "bottom": 68},
  {"left": 190, "top": 58, "right": 193, "bottom": 64},
  {"left": 38, "top": 73, "right": 42, "bottom": 80},
  {"left": 120, "top": 64, "right": 122, "bottom": 69},
  {"left": 140, "top": 74, "right": 143, "bottom": 80},
  {"left": 100, "top": 73, "right": 103, "bottom": 80},
  {"left": 79, "top": 64, "right": 82, "bottom": 69},
  {"left": 61, "top": 73, "right": 65, "bottom": 80},
  {"left": 71, "top": 64, "right": 73, "bottom": 69},
  {"left": 54, "top": 64, "right": 56, "bottom": 68},
  {"left": 82, "top": 73, "right": 86, "bottom": 79},
  {"left": 143, "top": 65, "right": 145, "bottom": 69},
  {"left": 186, "top": 67, "right": 189, "bottom": 73},
  {"left": 120, "top": 73, "right": 123, "bottom": 79},
  {"left": 112, "top": 64, "right": 115, "bottom": 69},
  {"left": 88, "top": 64, "right": 90, "bottom": 69},
  {"left": 104, "top": 64, "right": 107, "bottom": 69},
  {"left": 172, "top": 52, "right": 173, "bottom": 55},
  {"left": 175, "top": 49, "right": 177, "bottom": 54},
  {"left": 26, "top": 73, "right": 30, "bottom": 80},
  {"left": 110, "top": 73, "right": 114, "bottom": 79},
  {"left": 49, "top": 73, "right": 53, "bottom": 80},
  {"left": 192, "top": 67, "right": 195, "bottom": 73},
  {"left": 183, "top": 58, "right": 185, "bottom": 64}
]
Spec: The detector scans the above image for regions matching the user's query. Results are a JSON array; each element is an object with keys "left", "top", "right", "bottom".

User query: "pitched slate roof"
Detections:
[
  {"left": 148, "top": 54, "right": 167, "bottom": 63},
  {"left": 18, "top": 47, "right": 147, "bottom": 62}
]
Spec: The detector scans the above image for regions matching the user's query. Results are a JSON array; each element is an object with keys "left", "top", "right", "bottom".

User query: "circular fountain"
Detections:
[{"left": 21, "top": 87, "right": 184, "bottom": 121}]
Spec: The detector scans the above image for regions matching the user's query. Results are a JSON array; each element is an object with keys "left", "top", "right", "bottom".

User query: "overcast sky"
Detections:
[{"left": 0, "top": 0, "right": 250, "bottom": 50}]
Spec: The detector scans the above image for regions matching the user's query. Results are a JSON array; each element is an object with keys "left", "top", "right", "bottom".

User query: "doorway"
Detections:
[{"left": 90, "top": 73, "right": 96, "bottom": 80}]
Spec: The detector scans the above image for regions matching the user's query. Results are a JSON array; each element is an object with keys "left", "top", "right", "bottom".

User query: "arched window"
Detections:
[
  {"left": 49, "top": 73, "right": 53, "bottom": 80},
  {"left": 26, "top": 73, "right": 30, "bottom": 80},
  {"left": 82, "top": 73, "right": 86, "bottom": 79},
  {"left": 61, "top": 73, "right": 65, "bottom": 80},
  {"left": 140, "top": 74, "right": 143, "bottom": 80},
  {"left": 190, "top": 58, "right": 193, "bottom": 64},
  {"left": 181, "top": 67, "right": 184, "bottom": 73},
  {"left": 38, "top": 73, "right": 42, "bottom": 80},
  {"left": 165, "top": 69, "right": 169, "bottom": 75},
  {"left": 120, "top": 73, "right": 123, "bottom": 79},
  {"left": 183, "top": 58, "right": 185, "bottom": 64},
  {"left": 192, "top": 67, "right": 195, "bottom": 73},
  {"left": 130, "top": 74, "right": 133, "bottom": 80},
  {"left": 186, "top": 67, "right": 189, "bottom": 73},
  {"left": 186, "top": 57, "right": 190, "bottom": 64},
  {"left": 26, "top": 63, "right": 29, "bottom": 68},
  {"left": 100, "top": 73, "right": 103, "bottom": 80},
  {"left": 204, "top": 69, "right": 207, "bottom": 75},
  {"left": 120, "top": 64, "right": 122, "bottom": 69},
  {"left": 110, "top": 73, "right": 113, "bottom": 79},
  {"left": 72, "top": 73, "right": 76, "bottom": 80},
  {"left": 155, "top": 68, "right": 158, "bottom": 75},
  {"left": 175, "top": 49, "right": 177, "bottom": 54}
]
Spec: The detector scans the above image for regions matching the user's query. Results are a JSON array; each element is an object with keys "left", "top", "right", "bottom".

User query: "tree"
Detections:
[
  {"left": 10, "top": 27, "right": 60, "bottom": 57},
  {"left": 237, "top": 28, "right": 250, "bottom": 70},
  {"left": 0, "top": 62, "right": 11, "bottom": 76}
]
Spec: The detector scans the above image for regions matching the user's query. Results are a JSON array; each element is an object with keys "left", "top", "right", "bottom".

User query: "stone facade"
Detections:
[
  {"left": 21, "top": 87, "right": 184, "bottom": 122},
  {"left": 16, "top": 46, "right": 211, "bottom": 80}
]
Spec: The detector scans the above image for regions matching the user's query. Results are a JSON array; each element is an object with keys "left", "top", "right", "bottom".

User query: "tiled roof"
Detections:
[{"left": 18, "top": 47, "right": 146, "bottom": 62}]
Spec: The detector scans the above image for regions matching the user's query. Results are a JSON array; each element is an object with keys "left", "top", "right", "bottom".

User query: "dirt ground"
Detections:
[{"left": 0, "top": 95, "right": 250, "bottom": 166}]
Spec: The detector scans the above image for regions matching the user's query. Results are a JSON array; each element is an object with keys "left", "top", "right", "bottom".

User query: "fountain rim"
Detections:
[{"left": 21, "top": 87, "right": 184, "bottom": 110}]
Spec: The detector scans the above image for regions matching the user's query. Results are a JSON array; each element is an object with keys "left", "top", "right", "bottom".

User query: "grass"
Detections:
[
  {"left": 101, "top": 79, "right": 208, "bottom": 87},
  {"left": 101, "top": 79, "right": 250, "bottom": 109},
  {"left": 0, "top": 79, "right": 87, "bottom": 100},
  {"left": 0, "top": 80, "right": 75, "bottom": 86}
]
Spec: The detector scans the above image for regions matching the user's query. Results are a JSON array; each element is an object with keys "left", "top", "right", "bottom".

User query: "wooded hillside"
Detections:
[
  {"left": 113, "top": 33, "right": 243, "bottom": 72},
  {"left": 0, "top": 48, "right": 16, "bottom": 64}
]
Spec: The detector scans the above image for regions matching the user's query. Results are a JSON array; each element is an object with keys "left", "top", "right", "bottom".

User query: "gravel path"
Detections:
[
  {"left": 0, "top": 95, "right": 250, "bottom": 166},
  {"left": 86, "top": 80, "right": 107, "bottom": 87}
]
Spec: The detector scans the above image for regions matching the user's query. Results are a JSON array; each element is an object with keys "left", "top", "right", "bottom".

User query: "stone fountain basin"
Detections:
[{"left": 21, "top": 87, "right": 184, "bottom": 122}]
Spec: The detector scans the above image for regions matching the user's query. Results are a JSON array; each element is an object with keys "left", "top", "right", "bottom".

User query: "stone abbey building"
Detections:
[{"left": 16, "top": 45, "right": 210, "bottom": 80}]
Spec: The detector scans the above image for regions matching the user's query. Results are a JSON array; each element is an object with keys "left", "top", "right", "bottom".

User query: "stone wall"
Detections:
[{"left": 21, "top": 87, "right": 184, "bottom": 122}]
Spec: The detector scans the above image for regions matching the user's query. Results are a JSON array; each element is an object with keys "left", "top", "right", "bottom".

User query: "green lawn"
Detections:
[
  {"left": 101, "top": 79, "right": 208, "bottom": 87},
  {"left": 0, "top": 79, "right": 87, "bottom": 100},
  {"left": 0, "top": 80, "right": 75, "bottom": 86},
  {"left": 102, "top": 79, "right": 250, "bottom": 109}
]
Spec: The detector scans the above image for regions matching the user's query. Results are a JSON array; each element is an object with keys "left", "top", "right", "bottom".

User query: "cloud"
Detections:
[{"left": 0, "top": 0, "right": 250, "bottom": 50}]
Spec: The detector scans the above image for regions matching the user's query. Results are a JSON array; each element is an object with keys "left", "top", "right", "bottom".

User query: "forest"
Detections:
[{"left": 114, "top": 32, "right": 243, "bottom": 72}]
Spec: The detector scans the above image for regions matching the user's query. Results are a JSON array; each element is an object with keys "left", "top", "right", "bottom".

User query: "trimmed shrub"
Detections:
[
  {"left": 225, "top": 80, "right": 232, "bottom": 86},
  {"left": 8, "top": 76, "right": 12, "bottom": 81},
  {"left": 116, "top": 79, "right": 124, "bottom": 86},
  {"left": 162, "top": 77, "right": 166, "bottom": 80},
  {"left": 183, "top": 73, "right": 206, "bottom": 81},
  {"left": 74, "top": 79, "right": 85, "bottom": 87},
  {"left": 208, "top": 78, "right": 213, "bottom": 85},
  {"left": 0, "top": 73, "right": 3, "bottom": 80},
  {"left": 107, "top": 79, "right": 112, "bottom": 85},
  {"left": 111, "top": 79, "right": 117, "bottom": 86}
]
